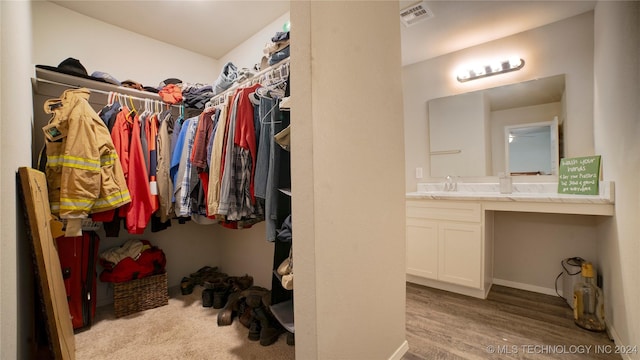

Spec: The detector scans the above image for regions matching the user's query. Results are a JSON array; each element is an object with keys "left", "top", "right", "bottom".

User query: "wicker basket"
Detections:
[{"left": 113, "top": 272, "right": 169, "bottom": 317}]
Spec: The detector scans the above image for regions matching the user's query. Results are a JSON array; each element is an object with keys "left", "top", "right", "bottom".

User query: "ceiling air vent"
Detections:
[{"left": 400, "top": 1, "right": 434, "bottom": 27}]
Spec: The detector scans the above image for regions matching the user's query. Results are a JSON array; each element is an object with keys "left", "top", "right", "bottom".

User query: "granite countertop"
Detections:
[{"left": 406, "top": 181, "right": 615, "bottom": 204}]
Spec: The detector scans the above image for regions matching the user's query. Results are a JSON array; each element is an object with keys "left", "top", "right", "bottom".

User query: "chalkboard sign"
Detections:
[{"left": 558, "top": 155, "right": 601, "bottom": 195}]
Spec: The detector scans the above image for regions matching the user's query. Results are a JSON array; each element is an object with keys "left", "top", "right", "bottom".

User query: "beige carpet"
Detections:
[{"left": 75, "top": 286, "right": 295, "bottom": 360}]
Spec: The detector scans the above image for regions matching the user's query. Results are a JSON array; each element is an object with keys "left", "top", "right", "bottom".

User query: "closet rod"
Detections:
[
  {"left": 34, "top": 77, "right": 179, "bottom": 106},
  {"left": 209, "top": 58, "right": 290, "bottom": 104}
]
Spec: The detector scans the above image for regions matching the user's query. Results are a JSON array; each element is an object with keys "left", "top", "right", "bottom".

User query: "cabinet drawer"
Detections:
[{"left": 406, "top": 200, "right": 481, "bottom": 223}]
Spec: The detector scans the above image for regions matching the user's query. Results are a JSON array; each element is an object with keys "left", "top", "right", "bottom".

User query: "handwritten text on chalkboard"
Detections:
[{"left": 558, "top": 156, "right": 601, "bottom": 195}]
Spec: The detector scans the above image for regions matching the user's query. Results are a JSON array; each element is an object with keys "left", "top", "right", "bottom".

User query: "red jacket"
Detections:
[
  {"left": 145, "top": 112, "right": 159, "bottom": 213},
  {"left": 233, "top": 84, "right": 261, "bottom": 202},
  {"left": 111, "top": 107, "right": 154, "bottom": 234}
]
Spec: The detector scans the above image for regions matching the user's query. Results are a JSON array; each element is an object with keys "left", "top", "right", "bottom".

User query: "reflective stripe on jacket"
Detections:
[{"left": 43, "top": 88, "right": 131, "bottom": 219}]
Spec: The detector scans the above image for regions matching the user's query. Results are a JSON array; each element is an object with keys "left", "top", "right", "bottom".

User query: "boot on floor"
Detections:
[{"left": 251, "top": 306, "right": 284, "bottom": 346}]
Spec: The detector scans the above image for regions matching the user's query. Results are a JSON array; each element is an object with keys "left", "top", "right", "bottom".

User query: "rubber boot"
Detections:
[
  {"left": 248, "top": 318, "right": 261, "bottom": 341},
  {"left": 228, "top": 274, "right": 254, "bottom": 292},
  {"left": 212, "top": 283, "right": 230, "bottom": 309},
  {"left": 202, "top": 288, "right": 214, "bottom": 307},
  {"left": 217, "top": 291, "right": 241, "bottom": 326},
  {"left": 180, "top": 277, "right": 194, "bottom": 295},
  {"left": 237, "top": 300, "right": 253, "bottom": 328},
  {"left": 252, "top": 306, "right": 284, "bottom": 346},
  {"left": 286, "top": 331, "right": 295, "bottom": 346},
  {"left": 242, "top": 286, "right": 270, "bottom": 308}
]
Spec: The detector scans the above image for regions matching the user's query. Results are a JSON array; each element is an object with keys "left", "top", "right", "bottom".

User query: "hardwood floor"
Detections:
[{"left": 404, "top": 283, "right": 621, "bottom": 360}]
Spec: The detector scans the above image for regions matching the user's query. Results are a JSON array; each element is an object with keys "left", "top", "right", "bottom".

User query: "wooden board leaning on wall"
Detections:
[{"left": 18, "top": 167, "right": 75, "bottom": 360}]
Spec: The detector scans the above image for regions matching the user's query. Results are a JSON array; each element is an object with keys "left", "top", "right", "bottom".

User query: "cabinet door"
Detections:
[
  {"left": 406, "top": 218, "right": 438, "bottom": 280},
  {"left": 438, "top": 222, "right": 482, "bottom": 288}
]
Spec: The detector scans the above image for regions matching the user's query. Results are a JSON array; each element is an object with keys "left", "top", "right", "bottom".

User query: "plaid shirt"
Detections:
[
  {"left": 175, "top": 117, "right": 199, "bottom": 217},
  {"left": 225, "top": 147, "right": 255, "bottom": 221}
]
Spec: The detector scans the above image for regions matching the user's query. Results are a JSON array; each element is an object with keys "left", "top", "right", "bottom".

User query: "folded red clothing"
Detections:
[{"left": 100, "top": 240, "right": 166, "bottom": 283}]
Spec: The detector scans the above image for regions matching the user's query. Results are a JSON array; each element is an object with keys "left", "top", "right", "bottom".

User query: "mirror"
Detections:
[
  {"left": 505, "top": 117, "right": 559, "bottom": 175},
  {"left": 427, "top": 74, "right": 565, "bottom": 177}
]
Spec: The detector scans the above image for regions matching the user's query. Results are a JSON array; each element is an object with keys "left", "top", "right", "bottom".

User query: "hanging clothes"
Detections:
[
  {"left": 189, "top": 107, "right": 218, "bottom": 220},
  {"left": 42, "top": 88, "right": 131, "bottom": 236},
  {"left": 156, "top": 110, "right": 176, "bottom": 223},
  {"left": 173, "top": 116, "right": 199, "bottom": 218},
  {"left": 217, "top": 92, "right": 241, "bottom": 217},
  {"left": 111, "top": 106, "right": 155, "bottom": 234},
  {"left": 206, "top": 99, "right": 230, "bottom": 217},
  {"left": 60, "top": 61, "right": 292, "bottom": 234},
  {"left": 145, "top": 109, "right": 160, "bottom": 212},
  {"left": 253, "top": 90, "right": 288, "bottom": 241},
  {"left": 169, "top": 117, "right": 188, "bottom": 200},
  {"left": 216, "top": 83, "right": 262, "bottom": 221},
  {"left": 191, "top": 107, "right": 217, "bottom": 172}
]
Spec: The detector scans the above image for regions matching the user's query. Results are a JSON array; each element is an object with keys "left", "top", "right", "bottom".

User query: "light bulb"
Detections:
[{"left": 509, "top": 57, "right": 522, "bottom": 69}]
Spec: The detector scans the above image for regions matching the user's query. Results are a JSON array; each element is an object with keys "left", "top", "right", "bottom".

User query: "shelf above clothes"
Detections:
[
  {"left": 33, "top": 67, "right": 166, "bottom": 102},
  {"left": 31, "top": 67, "right": 181, "bottom": 169},
  {"left": 207, "top": 58, "right": 290, "bottom": 108}
]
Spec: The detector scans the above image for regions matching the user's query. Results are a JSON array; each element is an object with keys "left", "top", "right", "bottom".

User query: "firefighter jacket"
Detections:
[{"left": 43, "top": 88, "right": 131, "bottom": 223}]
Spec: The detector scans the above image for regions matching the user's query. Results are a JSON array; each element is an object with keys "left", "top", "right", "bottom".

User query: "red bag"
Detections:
[
  {"left": 99, "top": 239, "right": 166, "bottom": 283},
  {"left": 55, "top": 231, "right": 99, "bottom": 332}
]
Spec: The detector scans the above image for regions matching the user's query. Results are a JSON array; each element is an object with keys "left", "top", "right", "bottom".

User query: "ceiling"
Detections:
[
  {"left": 49, "top": 0, "right": 291, "bottom": 60},
  {"left": 399, "top": 0, "right": 595, "bottom": 65},
  {"left": 50, "top": 0, "right": 596, "bottom": 66}
]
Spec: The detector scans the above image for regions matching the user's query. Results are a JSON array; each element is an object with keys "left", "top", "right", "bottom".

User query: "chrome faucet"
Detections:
[{"left": 444, "top": 175, "right": 457, "bottom": 191}]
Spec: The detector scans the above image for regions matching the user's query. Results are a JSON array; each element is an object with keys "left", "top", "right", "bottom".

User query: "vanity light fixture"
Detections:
[{"left": 456, "top": 57, "right": 525, "bottom": 83}]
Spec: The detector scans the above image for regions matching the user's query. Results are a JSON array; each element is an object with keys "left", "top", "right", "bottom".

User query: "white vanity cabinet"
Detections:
[
  {"left": 406, "top": 200, "right": 493, "bottom": 298},
  {"left": 406, "top": 182, "right": 615, "bottom": 299}
]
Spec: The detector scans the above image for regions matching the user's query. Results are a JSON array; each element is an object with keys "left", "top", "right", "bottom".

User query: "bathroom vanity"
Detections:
[{"left": 405, "top": 181, "right": 614, "bottom": 298}]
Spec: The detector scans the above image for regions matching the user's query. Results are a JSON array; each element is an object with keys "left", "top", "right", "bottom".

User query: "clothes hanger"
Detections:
[
  {"left": 264, "top": 79, "right": 287, "bottom": 98},
  {"left": 117, "top": 93, "right": 125, "bottom": 107},
  {"left": 259, "top": 100, "right": 281, "bottom": 125},
  {"left": 142, "top": 98, "right": 151, "bottom": 120},
  {"left": 127, "top": 95, "right": 137, "bottom": 118}
]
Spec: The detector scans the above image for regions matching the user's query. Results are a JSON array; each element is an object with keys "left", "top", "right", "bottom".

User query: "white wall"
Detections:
[
  {"left": 403, "top": 11, "right": 594, "bottom": 191},
  {"left": 1, "top": 1, "right": 35, "bottom": 359},
  {"left": 218, "top": 12, "right": 290, "bottom": 72},
  {"left": 594, "top": 1, "right": 640, "bottom": 354},
  {"left": 493, "top": 212, "right": 598, "bottom": 295},
  {"left": 32, "top": 1, "right": 218, "bottom": 86},
  {"left": 292, "top": 2, "right": 407, "bottom": 359}
]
